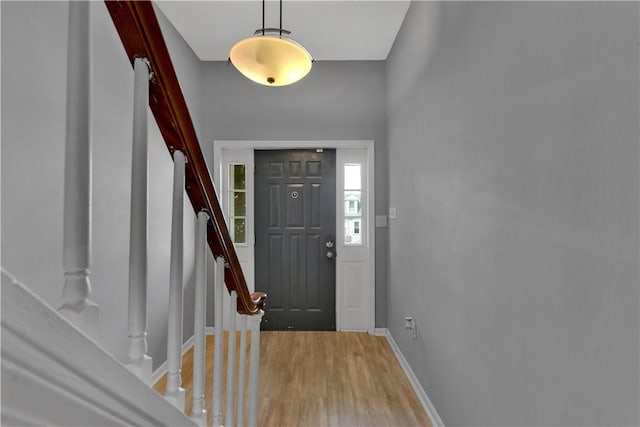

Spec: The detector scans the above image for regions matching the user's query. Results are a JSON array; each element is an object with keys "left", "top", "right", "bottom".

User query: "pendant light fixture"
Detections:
[{"left": 229, "top": 0, "right": 313, "bottom": 87}]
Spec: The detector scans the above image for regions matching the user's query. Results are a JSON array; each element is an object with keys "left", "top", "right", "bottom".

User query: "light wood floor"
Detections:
[{"left": 154, "top": 331, "right": 432, "bottom": 427}]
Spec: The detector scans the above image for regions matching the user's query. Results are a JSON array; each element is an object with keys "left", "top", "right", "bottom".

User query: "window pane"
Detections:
[
  {"left": 344, "top": 164, "right": 361, "bottom": 190},
  {"left": 344, "top": 187, "right": 362, "bottom": 245},
  {"left": 233, "top": 191, "right": 246, "bottom": 216},
  {"left": 344, "top": 217, "right": 362, "bottom": 245},
  {"left": 231, "top": 217, "right": 246, "bottom": 244},
  {"left": 229, "top": 164, "right": 245, "bottom": 190},
  {"left": 344, "top": 191, "right": 361, "bottom": 215}
]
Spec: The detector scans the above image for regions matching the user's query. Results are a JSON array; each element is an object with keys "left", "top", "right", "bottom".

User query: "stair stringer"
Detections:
[{"left": 1, "top": 269, "right": 195, "bottom": 426}]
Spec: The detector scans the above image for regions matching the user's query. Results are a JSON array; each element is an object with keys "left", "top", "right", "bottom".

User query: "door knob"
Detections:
[{"left": 326, "top": 251, "right": 334, "bottom": 259}]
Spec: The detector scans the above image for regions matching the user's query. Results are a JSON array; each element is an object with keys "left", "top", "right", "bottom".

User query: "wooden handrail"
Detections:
[{"left": 105, "top": 0, "right": 265, "bottom": 315}]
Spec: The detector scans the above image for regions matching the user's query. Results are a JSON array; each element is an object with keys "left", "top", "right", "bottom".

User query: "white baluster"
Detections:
[
  {"left": 247, "top": 310, "right": 264, "bottom": 427},
  {"left": 225, "top": 291, "right": 238, "bottom": 427},
  {"left": 191, "top": 211, "right": 209, "bottom": 427},
  {"left": 236, "top": 315, "right": 248, "bottom": 427},
  {"left": 58, "top": 0, "right": 99, "bottom": 341},
  {"left": 125, "top": 57, "right": 152, "bottom": 384},
  {"left": 165, "top": 150, "right": 185, "bottom": 410},
  {"left": 212, "top": 256, "right": 225, "bottom": 427}
]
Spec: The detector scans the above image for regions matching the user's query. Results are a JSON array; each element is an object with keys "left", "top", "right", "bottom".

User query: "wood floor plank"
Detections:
[{"left": 154, "top": 331, "right": 432, "bottom": 427}]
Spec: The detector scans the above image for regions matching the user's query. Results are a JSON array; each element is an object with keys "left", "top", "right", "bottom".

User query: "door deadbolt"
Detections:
[{"left": 326, "top": 240, "right": 336, "bottom": 259}]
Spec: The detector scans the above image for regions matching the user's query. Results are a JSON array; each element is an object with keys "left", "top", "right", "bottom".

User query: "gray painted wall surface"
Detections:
[
  {"left": 386, "top": 2, "right": 639, "bottom": 426},
  {"left": 202, "top": 60, "right": 388, "bottom": 327},
  {"left": 1, "top": 1, "right": 201, "bottom": 370}
]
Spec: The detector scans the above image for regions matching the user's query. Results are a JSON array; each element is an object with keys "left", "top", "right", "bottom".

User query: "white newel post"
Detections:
[
  {"left": 236, "top": 314, "right": 248, "bottom": 427},
  {"left": 225, "top": 291, "right": 238, "bottom": 427},
  {"left": 247, "top": 310, "right": 264, "bottom": 427},
  {"left": 212, "top": 256, "right": 225, "bottom": 427},
  {"left": 125, "top": 57, "right": 152, "bottom": 384},
  {"left": 191, "top": 211, "right": 209, "bottom": 427},
  {"left": 165, "top": 150, "right": 185, "bottom": 410},
  {"left": 58, "top": 0, "right": 99, "bottom": 341}
]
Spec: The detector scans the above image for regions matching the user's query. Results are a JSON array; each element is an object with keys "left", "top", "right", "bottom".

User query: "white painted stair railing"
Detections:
[{"left": 2, "top": 2, "right": 267, "bottom": 426}]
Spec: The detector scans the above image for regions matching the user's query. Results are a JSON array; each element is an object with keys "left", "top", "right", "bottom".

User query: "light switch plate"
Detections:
[{"left": 389, "top": 207, "right": 397, "bottom": 219}]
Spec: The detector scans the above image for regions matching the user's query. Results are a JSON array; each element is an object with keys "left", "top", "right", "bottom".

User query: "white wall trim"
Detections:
[
  {"left": 214, "top": 139, "right": 375, "bottom": 151},
  {"left": 373, "top": 327, "right": 388, "bottom": 336},
  {"left": 151, "top": 329, "right": 216, "bottom": 384},
  {"left": 382, "top": 328, "right": 445, "bottom": 427}
]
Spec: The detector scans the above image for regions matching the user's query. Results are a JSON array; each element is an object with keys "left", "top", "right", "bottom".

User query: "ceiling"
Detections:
[{"left": 154, "top": 1, "right": 411, "bottom": 61}]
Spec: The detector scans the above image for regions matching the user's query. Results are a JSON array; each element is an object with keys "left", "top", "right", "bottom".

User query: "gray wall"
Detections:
[
  {"left": 155, "top": 5, "right": 204, "bottom": 145},
  {"left": 386, "top": 2, "right": 639, "bottom": 426},
  {"left": 202, "top": 60, "right": 388, "bottom": 327},
  {"left": 1, "top": 1, "right": 201, "bottom": 370}
]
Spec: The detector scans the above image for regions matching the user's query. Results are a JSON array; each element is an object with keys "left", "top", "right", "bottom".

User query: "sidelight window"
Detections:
[
  {"left": 228, "top": 163, "right": 246, "bottom": 244},
  {"left": 344, "top": 163, "right": 362, "bottom": 245}
]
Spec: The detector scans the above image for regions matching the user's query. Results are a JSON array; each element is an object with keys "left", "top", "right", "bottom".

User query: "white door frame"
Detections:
[{"left": 213, "top": 140, "right": 375, "bottom": 334}]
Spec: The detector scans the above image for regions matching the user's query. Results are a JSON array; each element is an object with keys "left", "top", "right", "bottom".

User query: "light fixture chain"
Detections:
[{"left": 280, "top": 0, "right": 283, "bottom": 36}]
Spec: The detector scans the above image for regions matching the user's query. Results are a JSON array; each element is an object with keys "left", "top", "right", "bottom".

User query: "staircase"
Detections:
[{"left": 1, "top": 1, "right": 266, "bottom": 426}]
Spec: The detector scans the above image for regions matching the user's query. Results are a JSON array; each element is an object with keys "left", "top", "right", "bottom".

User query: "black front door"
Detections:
[{"left": 255, "top": 149, "right": 336, "bottom": 331}]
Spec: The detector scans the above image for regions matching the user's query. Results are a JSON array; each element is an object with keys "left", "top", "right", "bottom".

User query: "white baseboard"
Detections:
[
  {"left": 151, "top": 328, "right": 216, "bottom": 385},
  {"left": 373, "top": 327, "right": 388, "bottom": 336},
  {"left": 382, "top": 328, "right": 445, "bottom": 427}
]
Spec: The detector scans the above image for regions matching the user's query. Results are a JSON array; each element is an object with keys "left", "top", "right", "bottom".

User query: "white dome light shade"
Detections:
[{"left": 230, "top": 35, "right": 313, "bottom": 87}]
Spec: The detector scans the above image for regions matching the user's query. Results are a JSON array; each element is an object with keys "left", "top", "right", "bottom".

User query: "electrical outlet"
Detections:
[
  {"left": 405, "top": 316, "right": 417, "bottom": 340},
  {"left": 405, "top": 317, "right": 413, "bottom": 330}
]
